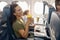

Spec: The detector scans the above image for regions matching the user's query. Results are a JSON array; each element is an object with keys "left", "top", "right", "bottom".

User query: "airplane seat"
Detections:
[
  {"left": 48, "top": 7, "right": 56, "bottom": 24},
  {"left": 0, "top": 12, "right": 9, "bottom": 40},
  {"left": 50, "top": 12, "right": 60, "bottom": 40},
  {"left": 0, "top": 5, "right": 10, "bottom": 40},
  {"left": 5, "top": 5, "right": 18, "bottom": 40},
  {"left": 46, "top": 7, "right": 56, "bottom": 37},
  {"left": 0, "top": 5, "right": 18, "bottom": 40}
]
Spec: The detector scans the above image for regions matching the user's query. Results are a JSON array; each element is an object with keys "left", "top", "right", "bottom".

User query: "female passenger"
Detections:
[{"left": 10, "top": 4, "right": 32, "bottom": 39}]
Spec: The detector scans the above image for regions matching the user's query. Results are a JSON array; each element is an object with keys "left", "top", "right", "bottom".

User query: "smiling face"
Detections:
[{"left": 14, "top": 6, "right": 23, "bottom": 18}]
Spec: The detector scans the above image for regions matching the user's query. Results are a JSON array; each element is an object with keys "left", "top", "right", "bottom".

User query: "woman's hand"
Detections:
[{"left": 26, "top": 18, "right": 32, "bottom": 25}]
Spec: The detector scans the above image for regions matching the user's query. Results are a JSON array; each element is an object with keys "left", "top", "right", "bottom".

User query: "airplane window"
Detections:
[
  {"left": 34, "top": 2, "right": 43, "bottom": 16},
  {"left": 33, "top": 2, "right": 44, "bottom": 24},
  {"left": 0, "top": 1, "right": 8, "bottom": 11},
  {"left": 17, "top": 1, "right": 29, "bottom": 12}
]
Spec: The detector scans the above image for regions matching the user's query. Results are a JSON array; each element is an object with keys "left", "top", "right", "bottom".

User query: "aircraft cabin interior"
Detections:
[{"left": 0, "top": 0, "right": 60, "bottom": 40}]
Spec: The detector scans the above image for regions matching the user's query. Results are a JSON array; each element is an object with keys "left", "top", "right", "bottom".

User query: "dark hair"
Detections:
[
  {"left": 23, "top": 10, "right": 29, "bottom": 15},
  {"left": 10, "top": 4, "right": 18, "bottom": 25},
  {"left": 55, "top": 0, "right": 60, "bottom": 11}
]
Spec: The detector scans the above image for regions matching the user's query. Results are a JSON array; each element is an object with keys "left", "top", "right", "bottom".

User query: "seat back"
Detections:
[
  {"left": 48, "top": 7, "right": 55, "bottom": 24},
  {"left": 45, "top": 7, "right": 55, "bottom": 37},
  {"left": 0, "top": 5, "right": 17, "bottom": 40},
  {"left": 0, "top": 5, "right": 10, "bottom": 40},
  {"left": 5, "top": 5, "right": 17, "bottom": 40},
  {"left": 50, "top": 12, "right": 60, "bottom": 40}
]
